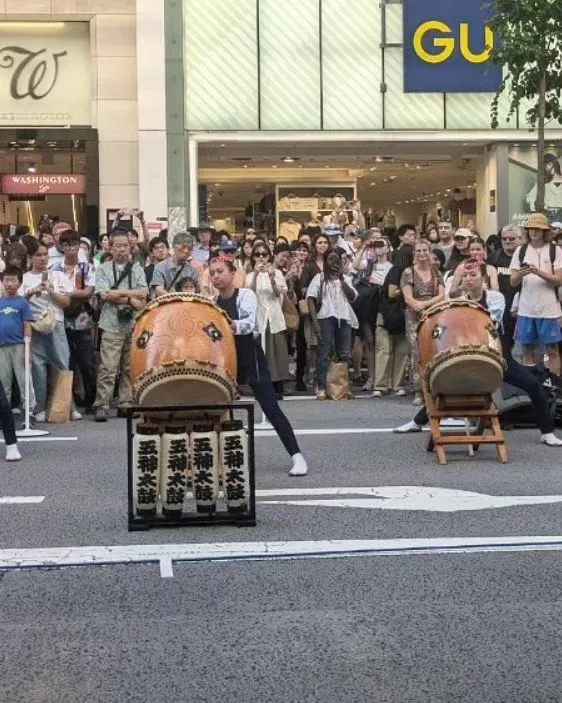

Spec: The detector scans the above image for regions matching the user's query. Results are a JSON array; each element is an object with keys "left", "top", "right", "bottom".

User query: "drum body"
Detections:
[
  {"left": 131, "top": 293, "right": 237, "bottom": 411},
  {"left": 417, "top": 300, "right": 504, "bottom": 396}
]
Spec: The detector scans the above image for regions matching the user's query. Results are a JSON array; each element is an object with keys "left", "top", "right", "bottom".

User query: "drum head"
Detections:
[{"left": 429, "top": 356, "right": 504, "bottom": 396}]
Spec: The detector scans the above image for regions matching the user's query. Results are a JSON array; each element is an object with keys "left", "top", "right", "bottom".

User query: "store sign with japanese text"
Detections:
[
  {"left": 2, "top": 174, "right": 86, "bottom": 195},
  {"left": 403, "top": 0, "right": 502, "bottom": 93},
  {"left": 0, "top": 22, "right": 91, "bottom": 126}
]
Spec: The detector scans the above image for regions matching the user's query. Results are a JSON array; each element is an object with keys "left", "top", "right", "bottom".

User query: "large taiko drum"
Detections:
[
  {"left": 130, "top": 293, "right": 237, "bottom": 411},
  {"left": 417, "top": 300, "right": 505, "bottom": 396}
]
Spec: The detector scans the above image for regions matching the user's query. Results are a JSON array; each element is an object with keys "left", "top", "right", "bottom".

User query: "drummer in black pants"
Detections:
[
  {"left": 394, "top": 260, "right": 562, "bottom": 447},
  {"left": 209, "top": 255, "right": 309, "bottom": 476},
  {"left": 0, "top": 379, "right": 21, "bottom": 461}
]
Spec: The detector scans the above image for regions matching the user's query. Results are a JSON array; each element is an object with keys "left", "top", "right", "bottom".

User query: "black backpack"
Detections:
[{"left": 379, "top": 273, "right": 405, "bottom": 335}]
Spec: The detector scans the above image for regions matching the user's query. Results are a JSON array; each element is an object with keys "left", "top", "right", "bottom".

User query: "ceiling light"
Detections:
[
  {"left": 282, "top": 156, "right": 296, "bottom": 163},
  {"left": 415, "top": 165, "right": 421, "bottom": 170},
  {"left": 404, "top": 163, "right": 409, "bottom": 168},
  {"left": 369, "top": 182, "right": 377, "bottom": 187},
  {"left": 369, "top": 167, "right": 377, "bottom": 172},
  {"left": 375, "top": 156, "right": 383, "bottom": 163},
  {"left": 27, "top": 163, "right": 37, "bottom": 173},
  {"left": 272, "top": 165, "right": 277, "bottom": 169},
  {"left": 243, "top": 164, "right": 248, "bottom": 168}
]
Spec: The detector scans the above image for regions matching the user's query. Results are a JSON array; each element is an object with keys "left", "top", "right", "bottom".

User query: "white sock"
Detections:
[
  {"left": 289, "top": 452, "right": 308, "bottom": 476},
  {"left": 5, "top": 443, "right": 21, "bottom": 462}
]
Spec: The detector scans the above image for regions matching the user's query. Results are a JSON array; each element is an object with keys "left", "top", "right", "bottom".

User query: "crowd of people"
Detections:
[{"left": 0, "top": 209, "right": 560, "bottom": 461}]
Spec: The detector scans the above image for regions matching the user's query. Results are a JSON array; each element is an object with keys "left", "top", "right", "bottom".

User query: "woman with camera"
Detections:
[
  {"left": 246, "top": 242, "right": 289, "bottom": 400},
  {"left": 93, "top": 231, "right": 148, "bottom": 422},
  {"left": 21, "top": 239, "right": 77, "bottom": 422}
]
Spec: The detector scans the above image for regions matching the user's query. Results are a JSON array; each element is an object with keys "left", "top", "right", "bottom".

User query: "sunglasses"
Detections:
[{"left": 254, "top": 252, "right": 268, "bottom": 258}]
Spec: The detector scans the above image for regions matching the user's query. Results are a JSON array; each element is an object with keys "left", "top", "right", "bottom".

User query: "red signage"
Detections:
[{"left": 1, "top": 174, "right": 86, "bottom": 195}]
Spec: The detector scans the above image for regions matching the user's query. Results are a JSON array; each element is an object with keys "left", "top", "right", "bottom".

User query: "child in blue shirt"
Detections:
[{"left": 0, "top": 266, "right": 34, "bottom": 456}]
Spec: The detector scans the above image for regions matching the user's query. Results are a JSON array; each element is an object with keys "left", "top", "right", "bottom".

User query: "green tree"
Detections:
[{"left": 489, "top": 0, "right": 562, "bottom": 213}]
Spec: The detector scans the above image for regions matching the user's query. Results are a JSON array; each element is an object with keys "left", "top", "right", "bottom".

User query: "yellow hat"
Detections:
[{"left": 526, "top": 213, "right": 550, "bottom": 230}]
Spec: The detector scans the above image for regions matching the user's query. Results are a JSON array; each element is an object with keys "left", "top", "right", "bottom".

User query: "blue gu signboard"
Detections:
[{"left": 403, "top": 0, "right": 502, "bottom": 93}]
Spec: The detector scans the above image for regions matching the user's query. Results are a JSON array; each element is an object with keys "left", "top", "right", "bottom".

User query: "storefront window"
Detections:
[{"left": 509, "top": 144, "right": 562, "bottom": 225}]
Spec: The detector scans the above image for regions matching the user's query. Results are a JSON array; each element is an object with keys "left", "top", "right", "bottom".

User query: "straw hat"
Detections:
[{"left": 526, "top": 213, "right": 550, "bottom": 230}]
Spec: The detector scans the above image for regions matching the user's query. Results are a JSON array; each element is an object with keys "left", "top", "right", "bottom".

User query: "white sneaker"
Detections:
[
  {"left": 394, "top": 420, "right": 423, "bottom": 434},
  {"left": 34, "top": 411, "right": 46, "bottom": 422},
  {"left": 412, "top": 395, "right": 423, "bottom": 406},
  {"left": 372, "top": 390, "right": 384, "bottom": 398},
  {"left": 361, "top": 378, "right": 374, "bottom": 392},
  {"left": 541, "top": 433, "right": 562, "bottom": 447},
  {"left": 5, "top": 443, "right": 21, "bottom": 462},
  {"left": 71, "top": 410, "right": 83, "bottom": 421},
  {"left": 394, "top": 389, "right": 406, "bottom": 397},
  {"left": 289, "top": 453, "right": 308, "bottom": 476}
]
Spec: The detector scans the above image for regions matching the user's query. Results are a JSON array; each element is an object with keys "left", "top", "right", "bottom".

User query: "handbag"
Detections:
[
  {"left": 282, "top": 296, "right": 300, "bottom": 333},
  {"left": 32, "top": 302, "right": 57, "bottom": 334},
  {"left": 298, "top": 299, "right": 309, "bottom": 316}
]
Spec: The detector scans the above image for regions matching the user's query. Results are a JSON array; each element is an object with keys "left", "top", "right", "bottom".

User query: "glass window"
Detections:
[
  {"left": 322, "top": 0, "right": 383, "bottom": 130},
  {"left": 184, "top": 0, "right": 259, "bottom": 130},
  {"left": 259, "top": 0, "right": 321, "bottom": 130}
]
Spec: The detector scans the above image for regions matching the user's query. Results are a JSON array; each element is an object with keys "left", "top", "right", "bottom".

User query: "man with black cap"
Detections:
[{"left": 192, "top": 222, "right": 214, "bottom": 266}]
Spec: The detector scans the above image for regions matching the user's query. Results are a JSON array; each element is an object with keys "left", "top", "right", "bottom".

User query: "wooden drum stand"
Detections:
[{"left": 422, "top": 381, "right": 508, "bottom": 466}]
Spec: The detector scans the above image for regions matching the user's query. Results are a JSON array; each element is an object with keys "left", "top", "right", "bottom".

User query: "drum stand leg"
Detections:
[{"left": 423, "top": 383, "right": 508, "bottom": 466}]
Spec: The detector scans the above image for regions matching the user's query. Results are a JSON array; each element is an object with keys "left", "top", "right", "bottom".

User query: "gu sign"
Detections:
[
  {"left": 403, "top": 0, "right": 502, "bottom": 93},
  {"left": 0, "top": 22, "right": 91, "bottom": 126}
]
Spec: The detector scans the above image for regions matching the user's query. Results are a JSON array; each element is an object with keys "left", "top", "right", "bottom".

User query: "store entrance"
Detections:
[
  {"left": 0, "top": 128, "right": 98, "bottom": 238},
  {"left": 197, "top": 139, "right": 484, "bottom": 237}
]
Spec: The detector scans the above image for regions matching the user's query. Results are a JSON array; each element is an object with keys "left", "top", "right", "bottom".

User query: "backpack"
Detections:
[
  {"left": 518, "top": 242, "right": 560, "bottom": 298},
  {"left": 379, "top": 273, "right": 406, "bottom": 335}
]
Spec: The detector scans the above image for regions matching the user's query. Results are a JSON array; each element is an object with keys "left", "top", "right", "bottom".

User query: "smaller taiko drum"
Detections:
[
  {"left": 417, "top": 300, "right": 505, "bottom": 396},
  {"left": 130, "top": 293, "right": 237, "bottom": 412}
]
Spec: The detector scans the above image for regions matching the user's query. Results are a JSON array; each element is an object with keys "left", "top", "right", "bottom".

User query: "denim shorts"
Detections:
[{"left": 515, "top": 316, "right": 562, "bottom": 345}]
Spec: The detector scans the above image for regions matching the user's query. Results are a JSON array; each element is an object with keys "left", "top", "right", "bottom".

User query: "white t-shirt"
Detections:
[
  {"left": 369, "top": 261, "right": 392, "bottom": 286},
  {"left": 510, "top": 244, "right": 562, "bottom": 319},
  {"left": 20, "top": 270, "right": 74, "bottom": 322},
  {"left": 307, "top": 273, "right": 359, "bottom": 328}
]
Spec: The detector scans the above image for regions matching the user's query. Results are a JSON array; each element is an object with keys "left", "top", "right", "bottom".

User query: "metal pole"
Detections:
[{"left": 16, "top": 336, "right": 49, "bottom": 438}]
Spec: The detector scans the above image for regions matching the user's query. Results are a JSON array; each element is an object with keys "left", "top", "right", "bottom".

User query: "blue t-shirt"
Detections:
[{"left": 0, "top": 295, "right": 34, "bottom": 346}]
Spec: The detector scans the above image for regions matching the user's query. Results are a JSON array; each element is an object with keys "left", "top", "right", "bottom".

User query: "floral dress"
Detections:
[{"left": 400, "top": 266, "right": 443, "bottom": 390}]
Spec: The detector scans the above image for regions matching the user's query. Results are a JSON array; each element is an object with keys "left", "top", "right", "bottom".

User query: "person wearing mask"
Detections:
[
  {"left": 48, "top": 221, "right": 72, "bottom": 270},
  {"left": 210, "top": 256, "right": 308, "bottom": 476},
  {"left": 246, "top": 242, "right": 289, "bottom": 400},
  {"left": 307, "top": 252, "right": 358, "bottom": 400},
  {"left": 21, "top": 240, "right": 79, "bottom": 422},
  {"left": 192, "top": 223, "right": 213, "bottom": 266},
  {"left": 151, "top": 232, "right": 200, "bottom": 298},
  {"left": 436, "top": 219, "right": 455, "bottom": 266},
  {"left": 510, "top": 213, "right": 562, "bottom": 375},
  {"left": 401, "top": 239, "right": 445, "bottom": 405},
  {"left": 395, "top": 260, "right": 562, "bottom": 447},
  {"left": 93, "top": 231, "right": 148, "bottom": 422},
  {"left": 446, "top": 228, "right": 473, "bottom": 273},
  {"left": 144, "top": 236, "right": 169, "bottom": 289},
  {"left": 55, "top": 230, "right": 97, "bottom": 414}
]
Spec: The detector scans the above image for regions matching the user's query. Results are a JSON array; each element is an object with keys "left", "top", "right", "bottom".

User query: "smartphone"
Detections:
[
  {"left": 521, "top": 262, "right": 530, "bottom": 268},
  {"left": 41, "top": 271, "right": 48, "bottom": 282}
]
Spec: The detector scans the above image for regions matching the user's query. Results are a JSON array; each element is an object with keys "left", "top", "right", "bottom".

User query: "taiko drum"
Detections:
[
  {"left": 417, "top": 300, "right": 505, "bottom": 397},
  {"left": 130, "top": 293, "right": 237, "bottom": 411}
]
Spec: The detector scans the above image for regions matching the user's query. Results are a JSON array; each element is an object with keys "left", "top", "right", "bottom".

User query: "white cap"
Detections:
[{"left": 551, "top": 222, "right": 562, "bottom": 229}]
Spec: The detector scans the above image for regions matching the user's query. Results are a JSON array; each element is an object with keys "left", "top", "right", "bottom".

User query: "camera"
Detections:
[{"left": 117, "top": 306, "right": 134, "bottom": 323}]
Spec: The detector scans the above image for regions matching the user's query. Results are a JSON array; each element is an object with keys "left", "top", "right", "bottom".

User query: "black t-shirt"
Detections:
[{"left": 487, "top": 249, "right": 519, "bottom": 312}]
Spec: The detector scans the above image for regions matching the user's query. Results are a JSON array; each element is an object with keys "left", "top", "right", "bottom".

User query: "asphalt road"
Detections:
[{"left": 2, "top": 397, "right": 562, "bottom": 702}]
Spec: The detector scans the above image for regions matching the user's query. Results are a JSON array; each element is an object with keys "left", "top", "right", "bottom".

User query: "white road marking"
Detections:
[
  {"left": 0, "top": 437, "right": 78, "bottom": 443},
  {"left": 2, "top": 537, "right": 562, "bottom": 571},
  {"left": 159, "top": 558, "right": 174, "bottom": 578},
  {"left": 257, "top": 486, "right": 562, "bottom": 512},
  {"left": 0, "top": 496, "right": 45, "bottom": 505},
  {"left": 255, "top": 427, "right": 397, "bottom": 437}
]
